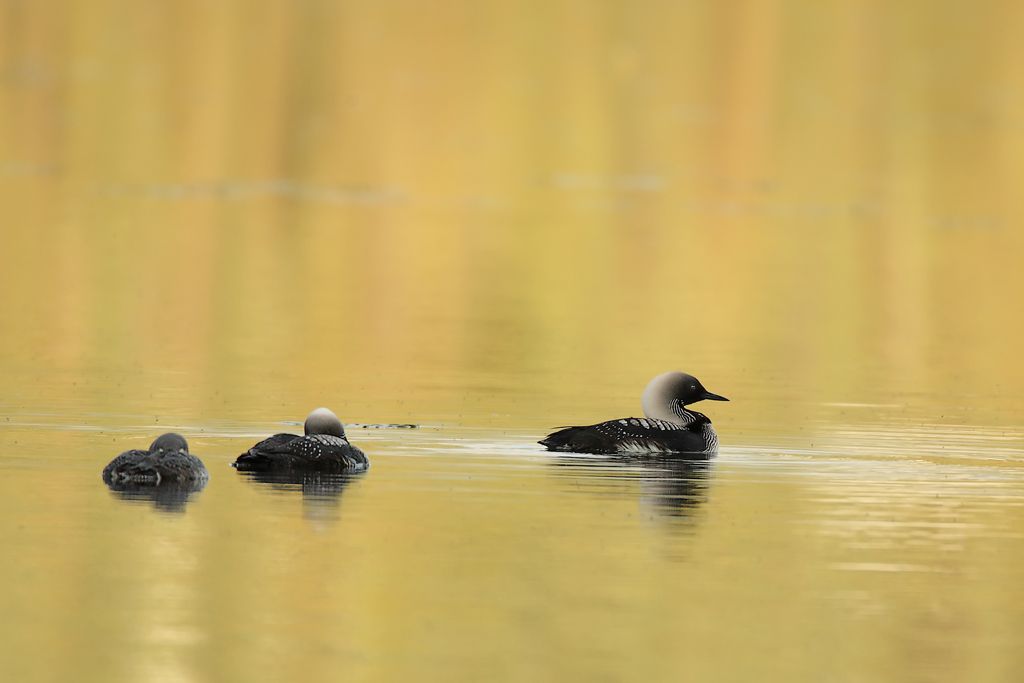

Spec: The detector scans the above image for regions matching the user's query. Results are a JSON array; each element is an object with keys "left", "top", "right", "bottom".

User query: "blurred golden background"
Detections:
[{"left": 3, "top": 0, "right": 1023, "bottom": 429}]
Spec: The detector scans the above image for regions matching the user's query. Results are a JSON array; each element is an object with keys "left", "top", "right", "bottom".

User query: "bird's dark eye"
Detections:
[{"left": 690, "top": 385, "right": 696, "bottom": 390}]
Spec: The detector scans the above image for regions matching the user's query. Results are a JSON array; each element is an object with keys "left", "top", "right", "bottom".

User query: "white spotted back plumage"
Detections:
[{"left": 591, "top": 410, "right": 717, "bottom": 453}]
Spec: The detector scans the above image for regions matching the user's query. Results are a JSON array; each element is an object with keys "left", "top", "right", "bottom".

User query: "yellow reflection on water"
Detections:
[{"left": 2, "top": 2, "right": 1024, "bottom": 681}]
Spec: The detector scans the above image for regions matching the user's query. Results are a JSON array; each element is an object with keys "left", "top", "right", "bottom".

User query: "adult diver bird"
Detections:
[
  {"left": 233, "top": 407, "right": 368, "bottom": 473},
  {"left": 539, "top": 371, "right": 728, "bottom": 455}
]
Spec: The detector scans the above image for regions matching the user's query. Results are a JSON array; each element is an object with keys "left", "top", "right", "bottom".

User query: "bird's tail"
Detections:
[{"left": 539, "top": 426, "right": 598, "bottom": 452}]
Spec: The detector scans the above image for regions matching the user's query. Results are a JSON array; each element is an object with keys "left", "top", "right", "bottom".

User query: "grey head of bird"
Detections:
[
  {"left": 641, "top": 371, "right": 729, "bottom": 423},
  {"left": 304, "top": 407, "right": 346, "bottom": 438}
]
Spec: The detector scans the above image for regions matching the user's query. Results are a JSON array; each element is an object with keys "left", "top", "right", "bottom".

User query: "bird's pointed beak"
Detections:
[{"left": 702, "top": 390, "right": 729, "bottom": 402}]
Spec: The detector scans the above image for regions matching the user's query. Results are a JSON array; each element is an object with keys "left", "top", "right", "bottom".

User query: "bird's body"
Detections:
[
  {"left": 540, "top": 372, "right": 727, "bottom": 455},
  {"left": 541, "top": 412, "right": 717, "bottom": 455},
  {"left": 102, "top": 433, "right": 208, "bottom": 485},
  {"left": 233, "top": 408, "right": 368, "bottom": 473}
]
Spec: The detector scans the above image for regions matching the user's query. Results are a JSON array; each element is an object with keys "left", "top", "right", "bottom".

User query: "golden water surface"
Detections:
[{"left": 2, "top": 2, "right": 1024, "bottom": 681}]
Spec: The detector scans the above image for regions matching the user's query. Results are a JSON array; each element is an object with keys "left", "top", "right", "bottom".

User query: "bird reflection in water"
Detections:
[
  {"left": 103, "top": 478, "right": 208, "bottom": 513},
  {"left": 552, "top": 454, "right": 713, "bottom": 518},
  {"left": 235, "top": 470, "right": 366, "bottom": 521}
]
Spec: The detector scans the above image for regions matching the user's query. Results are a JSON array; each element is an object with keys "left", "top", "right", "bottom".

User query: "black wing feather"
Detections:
[
  {"left": 101, "top": 449, "right": 149, "bottom": 483},
  {"left": 233, "top": 433, "right": 301, "bottom": 470}
]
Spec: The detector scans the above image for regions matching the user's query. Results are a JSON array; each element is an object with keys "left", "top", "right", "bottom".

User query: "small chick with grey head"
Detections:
[
  {"left": 233, "top": 407, "right": 368, "bottom": 473},
  {"left": 102, "top": 433, "right": 209, "bottom": 485},
  {"left": 539, "top": 371, "right": 729, "bottom": 455}
]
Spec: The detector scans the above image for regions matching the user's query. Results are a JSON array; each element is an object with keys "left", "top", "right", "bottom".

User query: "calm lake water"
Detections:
[{"left": 3, "top": 2, "right": 1024, "bottom": 681}]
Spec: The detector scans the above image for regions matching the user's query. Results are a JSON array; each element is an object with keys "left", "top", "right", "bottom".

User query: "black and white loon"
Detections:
[
  {"left": 233, "top": 407, "right": 368, "bottom": 473},
  {"left": 102, "top": 433, "right": 209, "bottom": 485},
  {"left": 539, "top": 371, "right": 728, "bottom": 455}
]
